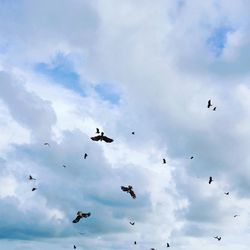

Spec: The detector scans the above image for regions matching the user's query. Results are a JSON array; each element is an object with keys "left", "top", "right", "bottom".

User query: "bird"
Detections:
[
  {"left": 132, "top": 132, "right": 135, "bottom": 135},
  {"left": 32, "top": 188, "right": 37, "bottom": 191},
  {"left": 62, "top": 165, "right": 67, "bottom": 168},
  {"left": 207, "top": 99, "right": 212, "bottom": 108},
  {"left": 190, "top": 156, "right": 194, "bottom": 159},
  {"left": 208, "top": 176, "right": 213, "bottom": 184},
  {"left": 167, "top": 243, "right": 170, "bottom": 247},
  {"left": 72, "top": 211, "right": 91, "bottom": 223},
  {"left": 134, "top": 241, "right": 137, "bottom": 245},
  {"left": 163, "top": 158, "right": 166, "bottom": 164},
  {"left": 129, "top": 221, "right": 135, "bottom": 225},
  {"left": 96, "top": 128, "right": 100, "bottom": 134},
  {"left": 214, "top": 236, "right": 221, "bottom": 241},
  {"left": 224, "top": 192, "right": 229, "bottom": 195},
  {"left": 213, "top": 107, "right": 216, "bottom": 111},
  {"left": 29, "top": 175, "right": 36, "bottom": 181},
  {"left": 234, "top": 215, "right": 239, "bottom": 218},
  {"left": 150, "top": 248, "right": 155, "bottom": 250},
  {"left": 84, "top": 153, "right": 88, "bottom": 159},
  {"left": 44, "top": 142, "right": 50, "bottom": 146},
  {"left": 91, "top": 132, "right": 113, "bottom": 143},
  {"left": 74, "top": 245, "right": 76, "bottom": 249},
  {"left": 121, "top": 185, "right": 136, "bottom": 199}
]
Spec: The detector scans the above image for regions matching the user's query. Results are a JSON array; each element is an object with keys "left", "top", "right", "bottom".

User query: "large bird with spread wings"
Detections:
[
  {"left": 121, "top": 185, "right": 136, "bottom": 199},
  {"left": 91, "top": 132, "right": 113, "bottom": 143},
  {"left": 72, "top": 211, "right": 91, "bottom": 223}
]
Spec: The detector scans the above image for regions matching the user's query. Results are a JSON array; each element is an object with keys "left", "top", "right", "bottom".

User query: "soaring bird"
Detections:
[
  {"left": 32, "top": 188, "right": 37, "bottom": 191},
  {"left": 214, "top": 236, "right": 221, "bottom": 241},
  {"left": 134, "top": 241, "right": 137, "bottom": 245},
  {"left": 129, "top": 221, "right": 135, "bottom": 226},
  {"left": 29, "top": 175, "right": 36, "bottom": 181},
  {"left": 213, "top": 107, "right": 216, "bottom": 111},
  {"left": 207, "top": 100, "right": 212, "bottom": 108},
  {"left": 84, "top": 153, "right": 88, "bottom": 159},
  {"left": 234, "top": 215, "right": 239, "bottom": 218},
  {"left": 121, "top": 185, "right": 136, "bottom": 199},
  {"left": 44, "top": 142, "right": 50, "bottom": 146},
  {"left": 224, "top": 192, "right": 229, "bottom": 195},
  {"left": 62, "top": 165, "right": 67, "bottom": 168},
  {"left": 91, "top": 132, "right": 113, "bottom": 143},
  {"left": 167, "top": 243, "right": 170, "bottom": 247},
  {"left": 74, "top": 245, "right": 76, "bottom": 249},
  {"left": 190, "top": 156, "right": 194, "bottom": 159},
  {"left": 96, "top": 128, "right": 100, "bottom": 134},
  {"left": 72, "top": 211, "right": 91, "bottom": 223},
  {"left": 132, "top": 131, "right": 135, "bottom": 135},
  {"left": 163, "top": 158, "right": 166, "bottom": 164},
  {"left": 209, "top": 176, "right": 213, "bottom": 184}
]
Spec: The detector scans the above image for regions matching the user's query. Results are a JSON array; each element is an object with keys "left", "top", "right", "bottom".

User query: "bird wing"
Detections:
[
  {"left": 102, "top": 136, "right": 114, "bottom": 143},
  {"left": 129, "top": 189, "right": 136, "bottom": 199},
  {"left": 72, "top": 215, "right": 81, "bottom": 223},
  {"left": 91, "top": 135, "right": 102, "bottom": 141},
  {"left": 82, "top": 212, "right": 91, "bottom": 218},
  {"left": 121, "top": 186, "right": 129, "bottom": 192}
]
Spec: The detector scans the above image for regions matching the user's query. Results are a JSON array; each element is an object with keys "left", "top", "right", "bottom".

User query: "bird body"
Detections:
[
  {"left": 213, "top": 107, "right": 216, "bottom": 111},
  {"left": 96, "top": 128, "right": 100, "bottom": 134},
  {"left": 72, "top": 211, "right": 91, "bottom": 223},
  {"left": 91, "top": 132, "right": 113, "bottom": 143},
  {"left": 44, "top": 142, "right": 50, "bottom": 146},
  {"left": 190, "top": 156, "right": 194, "bottom": 159},
  {"left": 163, "top": 158, "right": 166, "bottom": 164},
  {"left": 29, "top": 175, "right": 36, "bottom": 181},
  {"left": 84, "top": 153, "right": 88, "bottom": 159},
  {"left": 224, "top": 192, "right": 229, "bottom": 195},
  {"left": 214, "top": 236, "right": 221, "bottom": 241},
  {"left": 32, "top": 188, "right": 37, "bottom": 191},
  {"left": 209, "top": 177, "right": 213, "bottom": 184},
  {"left": 129, "top": 221, "right": 135, "bottom": 225},
  {"left": 167, "top": 243, "right": 170, "bottom": 247},
  {"left": 207, "top": 100, "right": 212, "bottom": 108},
  {"left": 121, "top": 185, "right": 136, "bottom": 199}
]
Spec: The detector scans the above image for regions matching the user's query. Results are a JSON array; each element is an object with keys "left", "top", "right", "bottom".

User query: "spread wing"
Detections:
[
  {"left": 82, "top": 212, "right": 91, "bottom": 218},
  {"left": 121, "top": 186, "right": 129, "bottom": 192},
  {"left": 102, "top": 136, "right": 113, "bottom": 143},
  {"left": 91, "top": 135, "right": 102, "bottom": 141},
  {"left": 72, "top": 215, "right": 82, "bottom": 223},
  {"left": 129, "top": 189, "right": 136, "bottom": 199}
]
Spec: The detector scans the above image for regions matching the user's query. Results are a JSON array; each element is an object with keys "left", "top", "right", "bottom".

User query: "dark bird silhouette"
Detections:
[
  {"left": 167, "top": 242, "right": 170, "bottom": 247},
  {"left": 91, "top": 132, "right": 113, "bottom": 143},
  {"left": 209, "top": 176, "right": 213, "bottom": 184},
  {"left": 132, "top": 132, "right": 135, "bottom": 135},
  {"left": 234, "top": 215, "right": 239, "bottom": 218},
  {"left": 129, "top": 221, "right": 135, "bottom": 225},
  {"left": 163, "top": 158, "right": 166, "bottom": 164},
  {"left": 62, "top": 165, "right": 67, "bottom": 168},
  {"left": 96, "top": 128, "right": 100, "bottom": 134},
  {"left": 72, "top": 211, "right": 91, "bottom": 223},
  {"left": 74, "top": 245, "right": 76, "bottom": 249},
  {"left": 190, "top": 156, "right": 194, "bottom": 159},
  {"left": 134, "top": 241, "right": 137, "bottom": 245},
  {"left": 150, "top": 248, "right": 155, "bottom": 250},
  {"left": 207, "top": 100, "right": 212, "bottom": 108},
  {"left": 84, "top": 153, "right": 88, "bottom": 159},
  {"left": 214, "top": 236, "right": 221, "bottom": 241},
  {"left": 121, "top": 185, "right": 136, "bottom": 199},
  {"left": 213, "top": 107, "right": 216, "bottom": 111},
  {"left": 32, "top": 188, "right": 37, "bottom": 191},
  {"left": 224, "top": 192, "right": 229, "bottom": 195},
  {"left": 29, "top": 175, "right": 36, "bottom": 181},
  {"left": 44, "top": 142, "right": 50, "bottom": 146}
]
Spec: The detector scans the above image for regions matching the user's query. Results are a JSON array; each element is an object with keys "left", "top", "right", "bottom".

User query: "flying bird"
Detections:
[
  {"left": 163, "top": 158, "right": 166, "bottom": 164},
  {"left": 167, "top": 243, "right": 170, "bottom": 247},
  {"left": 213, "top": 107, "right": 217, "bottom": 111},
  {"left": 132, "top": 131, "right": 135, "bottom": 135},
  {"left": 74, "top": 245, "right": 76, "bottom": 249},
  {"left": 29, "top": 175, "right": 36, "bottom": 181},
  {"left": 62, "top": 165, "right": 67, "bottom": 168},
  {"left": 129, "top": 221, "right": 135, "bottom": 226},
  {"left": 208, "top": 176, "right": 213, "bottom": 184},
  {"left": 96, "top": 128, "right": 100, "bottom": 134},
  {"left": 44, "top": 142, "right": 50, "bottom": 146},
  {"left": 121, "top": 185, "right": 136, "bottom": 199},
  {"left": 72, "top": 211, "right": 91, "bottom": 223},
  {"left": 32, "top": 188, "right": 37, "bottom": 191},
  {"left": 190, "top": 156, "right": 194, "bottom": 159},
  {"left": 224, "top": 192, "right": 229, "bottom": 195},
  {"left": 234, "top": 215, "right": 239, "bottom": 218},
  {"left": 134, "top": 241, "right": 137, "bottom": 245},
  {"left": 84, "top": 153, "right": 88, "bottom": 159},
  {"left": 207, "top": 99, "right": 212, "bottom": 108},
  {"left": 214, "top": 236, "right": 221, "bottom": 241},
  {"left": 91, "top": 132, "right": 113, "bottom": 143}
]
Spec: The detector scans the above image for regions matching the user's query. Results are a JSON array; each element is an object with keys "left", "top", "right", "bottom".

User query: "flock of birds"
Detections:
[{"left": 27, "top": 99, "right": 238, "bottom": 249}]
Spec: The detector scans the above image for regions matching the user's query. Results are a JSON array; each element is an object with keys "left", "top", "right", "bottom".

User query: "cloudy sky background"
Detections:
[{"left": 1, "top": 0, "right": 250, "bottom": 249}]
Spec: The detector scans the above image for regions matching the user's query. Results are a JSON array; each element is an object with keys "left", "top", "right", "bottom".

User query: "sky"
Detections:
[{"left": 0, "top": 0, "right": 250, "bottom": 249}]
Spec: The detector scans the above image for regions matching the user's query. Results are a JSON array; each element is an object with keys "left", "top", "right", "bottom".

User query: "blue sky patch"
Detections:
[
  {"left": 95, "top": 83, "right": 120, "bottom": 105},
  {"left": 35, "top": 53, "right": 84, "bottom": 96}
]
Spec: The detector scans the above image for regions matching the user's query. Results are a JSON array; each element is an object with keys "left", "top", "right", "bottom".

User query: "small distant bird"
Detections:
[
  {"left": 72, "top": 211, "right": 91, "bottom": 223},
  {"left": 44, "top": 142, "right": 50, "bottom": 146},
  {"left": 167, "top": 243, "right": 170, "bottom": 247},
  {"left": 121, "top": 185, "right": 136, "bottom": 199},
  {"left": 151, "top": 248, "right": 155, "bottom": 250},
  {"left": 163, "top": 158, "right": 166, "bottom": 164},
  {"left": 129, "top": 221, "right": 135, "bottom": 225},
  {"left": 29, "top": 175, "right": 36, "bottom": 181},
  {"left": 132, "top": 132, "right": 135, "bottom": 135},
  {"left": 91, "top": 132, "right": 113, "bottom": 143},
  {"left": 214, "top": 236, "right": 221, "bottom": 241},
  {"left": 190, "top": 156, "right": 194, "bottom": 159},
  {"left": 62, "top": 165, "right": 67, "bottom": 168},
  {"left": 234, "top": 215, "right": 239, "bottom": 218},
  {"left": 32, "top": 188, "right": 37, "bottom": 191},
  {"left": 224, "top": 192, "right": 229, "bottom": 195},
  {"left": 134, "top": 241, "right": 137, "bottom": 245},
  {"left": 207, "top": 100, "right": 212, "bottom": 108},
  {"left": 96, "top": 128, "right": 100, "bottom": 134},
  {"left": 213, "top": 107, "right": 216, "bottom": 111},
  {"left": 209, "top": 176, "right": 213, "bottom": 184},
  {"left": 74, "top": 245, "right": 76, "bottom": 249},
  {"left": 84, "top": 153, "right": 88, "bottom": 159}
]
